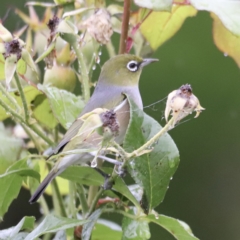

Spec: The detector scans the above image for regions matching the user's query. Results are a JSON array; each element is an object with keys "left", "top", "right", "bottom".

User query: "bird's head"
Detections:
[{"left": 99, "top": 54, "right": 158, "bottom": 87}]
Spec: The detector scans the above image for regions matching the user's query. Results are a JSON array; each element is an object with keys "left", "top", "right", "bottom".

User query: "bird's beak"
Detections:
[{"left": 141, "top": 58, "right": 159, "bottom": 68}]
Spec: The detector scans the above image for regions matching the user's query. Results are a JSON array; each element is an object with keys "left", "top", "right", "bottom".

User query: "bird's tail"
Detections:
[{"left": 29, "top": 169, "right": 58, "bottom": 204}]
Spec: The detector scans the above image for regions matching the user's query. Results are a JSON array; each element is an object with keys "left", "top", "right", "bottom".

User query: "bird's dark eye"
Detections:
[{"left": 127, "top": 60, "right": 138, "bottom": 72}]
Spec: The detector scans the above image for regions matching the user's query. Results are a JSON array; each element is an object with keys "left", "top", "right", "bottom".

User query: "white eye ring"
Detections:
[{"left": 127, "top": 60, "right": 138, "bottom": 72}]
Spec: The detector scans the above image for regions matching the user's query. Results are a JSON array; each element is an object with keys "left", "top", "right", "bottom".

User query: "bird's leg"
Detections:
[
  {"left": 114, "top": 164, "right": 128, "bottom": 178},
  {"left": 97, "top": 154, "right": 122, "bottom": 165}
]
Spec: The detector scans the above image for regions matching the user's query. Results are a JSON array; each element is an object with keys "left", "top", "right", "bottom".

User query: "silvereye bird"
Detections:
[{"left": 29, "top": 54, "right": 158, "bottom": 203}]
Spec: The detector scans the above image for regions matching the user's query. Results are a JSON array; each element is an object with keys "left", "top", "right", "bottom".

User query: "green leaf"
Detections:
[
  {"left": 190, "top": 0, "right": 240, "bottom": 35},
  {"left": 0, "top": 216, "right": 35, "bottom": 239},
  {"left": 25, "top": 215, "right": 88, "bottom": 240},
  {"left": 61, "top": 166, "right": 141, "bottom": 208},
  {"left": 37, "top": 84, "right": 85, "bottom": 129},
  {"left": 147, "top": 214, "right": 199, "bottom": 240},
  {"left": 124, "top": 96, "right": 179, "bottom": 211},
  {"left": 0, "top": 123, "right": 23, "bottom": 174},
  {"left": 0, "top": 54, "right": 5, "bottom": 80},
  {"left": 0, "top": 157, "right": 39, "bottom": 218},
  {"left": 21, "top": 48, "right": 39, "bottom": 77},
  {"left": 5, "top": 54, "right": 17, "bottom": 89},
  {"left": 92, "top": 220, "right": 122, "bottom": 240},
  {"left": 35, "top": 40, "right": 56, "bottom": 64},
  {"left": 113, "top": 177, "right": 141, "bottom": 209},
  {"left": 0, "top": 175, "right": 22, "bottom": 219},
  {"left": 82, "top": 209, "right": 102, "bottom": 240},
  {"left": 1, "top": 158, "right": 40, "bottom": 181},
  {"left": 133, "top": 0, "right": 172, "bottom": 11},
  {"left": 211, "top": 13, "right": 240, "bottom": 68},
  {"left": 16, "top": 58, "right": 27, "bottom": 75},
  {"left": 0, "top": 85, "right": 42, "bottom": 121},
  {"left": 59, "top": 166, "right": 104, "bottom": 185},
  {"left": 122, "top": 208, "right": 150, "bottom": 240},
  {"left": 140, "top": 6, "right": 197, "bottom": 50},
  {"left": 32, "top": 95, "right": 58, "bottom": 129}
]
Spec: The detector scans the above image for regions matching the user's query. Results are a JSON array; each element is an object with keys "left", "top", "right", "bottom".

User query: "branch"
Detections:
[
  {"left": 103, "top": 208, "right": 138, "bottom": 220},
  {"left": 118, "top": 0, "right": 131, "bottom": 54}
]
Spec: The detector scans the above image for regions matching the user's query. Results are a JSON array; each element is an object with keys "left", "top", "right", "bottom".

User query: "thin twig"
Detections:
[
  {"left": 127, "top": 118, "right": 174, "bottom": 158},
  {"left": 118, "top": 0, "right": 131, "bottom": 54},
  {"left": 0, "top": 97, "right": 25, "bottom": 122},
  {"left": 21, "top": 124, "right": 44, "bottom": 152},
  {"left": 86, "top": 188, "right": 104, "bottom": 217},
  {"left": 106, "top": 40, "right": 116, "bottom": 58},
  {"left": 0, "top": 83, "right": 20, "bottom": 111},
  {"left": 0, "top": 77, "right": 53, "bottom": 146},
  {"left": 102, "top": 208, "right": 138, "bottom": 220},
  {"left": 15, "top": 72, "right": 30, "bottom": 123},
  {"left": 76, "top": 183, "right": 89, "bottom": 217},
  {"left": 49, "top": 164, "right": 67, "bottom": 217}
]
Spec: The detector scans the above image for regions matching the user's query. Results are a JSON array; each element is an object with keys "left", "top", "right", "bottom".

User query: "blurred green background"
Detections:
[{"left": 1, "top": 1, "right": 240, "bottom": 240}]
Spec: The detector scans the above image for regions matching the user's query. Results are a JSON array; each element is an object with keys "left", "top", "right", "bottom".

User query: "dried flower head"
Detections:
[
  {"left": 100, "top": 109, "right": 119, "bottom": 137},
  {"left": 81, "top": 8, "right": 113, "bottom": 44},
  {"left": 165, "top": 84, "right": 205, "bottom": 127},
  {"left": 3, "top": 39, "right": 24, "bottom": 60},
  {"left": 47, "top": 15, "right": 60, "bottom": 35}
]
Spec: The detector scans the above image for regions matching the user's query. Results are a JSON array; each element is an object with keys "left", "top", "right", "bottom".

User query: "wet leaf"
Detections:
[
  {"left": 134, "top": 0, "right": 172, "bottom": 11},
  {"left": 122, "top": 208, "right": 150, "bottom": 240},
  {"left": 0, "top": 216, "right": 35, "bottom": 239},
  {"left": 147, "top": 214, "right": 199, "bottom": 240},
  {"left": 212, "top": 13, "right": 240, "bottom": 68},
  {"left": 25, "top": 215, "right": 88, "bottom": 240},
  {"left": 113, "top": 177, "right": 141, "bottom": 209},
  {"left": 124, "top": 96, "right": 179, "bottom": 211},
  {"left": 190, "top": 0, "right": 240, "bottom": 35},
  {"left": 140, "top": 5, "right": 197, "bottom": 50},
  {"left": 38, "top": 84, "right": 85, "bottom": 129}
]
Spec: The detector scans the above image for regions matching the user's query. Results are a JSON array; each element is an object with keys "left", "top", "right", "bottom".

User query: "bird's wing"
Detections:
[{"left": 51, "top": 86, "right": 125, "bottom": 155}]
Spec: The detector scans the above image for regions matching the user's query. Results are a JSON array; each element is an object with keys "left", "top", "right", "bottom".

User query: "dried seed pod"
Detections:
[
  {"left": 81, "top": 8, "right": 113, "bottom": 44},
  {"left": 165, "top": 84, "right": 205, "bottom": 127}
]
